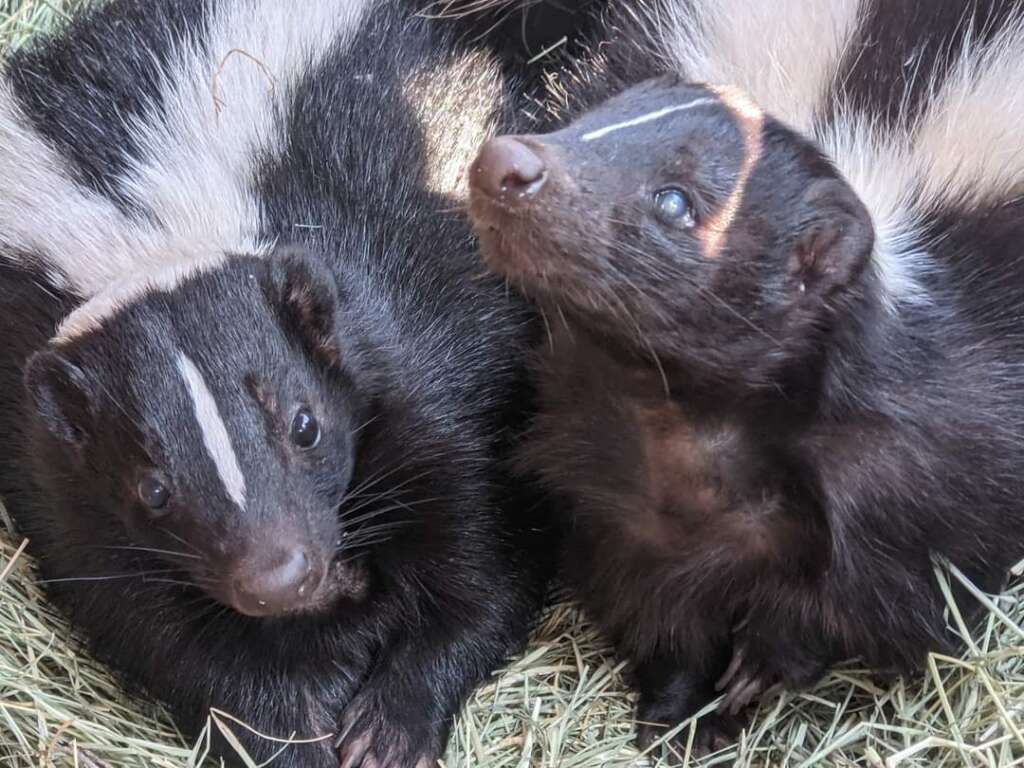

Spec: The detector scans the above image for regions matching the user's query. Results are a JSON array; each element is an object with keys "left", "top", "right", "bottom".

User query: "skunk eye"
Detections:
[
  {"left": 138, "top": 475, "right": 170, "bottom": 512},
  {"left": 290, "top": 407, "right": 321, "bottom": 449},
  {"left": 654, "top": 188, "right": 696, "bottom": 227}
]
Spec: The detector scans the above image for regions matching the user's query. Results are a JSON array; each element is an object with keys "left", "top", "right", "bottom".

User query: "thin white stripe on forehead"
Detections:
[
  {"left": 176, "top": 353, "right": 247, "bottom": 511},
  {"left": 581, "top": 97, "right": 717, "bottom": 142}
]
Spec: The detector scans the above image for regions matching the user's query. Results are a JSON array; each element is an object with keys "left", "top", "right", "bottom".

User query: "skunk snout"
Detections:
[
  {"left": 470, "top": 136, "right": 547, "bottom": 202},
  {"left": 467, "top": 133, "right": 580, "bottom": 286},
  {"left": 229, "top": 545, "right": 327, "bottom": 617}
]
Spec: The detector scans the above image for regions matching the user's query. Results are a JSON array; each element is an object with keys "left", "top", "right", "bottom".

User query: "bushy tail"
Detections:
[{"left": 629, "top": 0, "right": 1024, "bottom": 308}]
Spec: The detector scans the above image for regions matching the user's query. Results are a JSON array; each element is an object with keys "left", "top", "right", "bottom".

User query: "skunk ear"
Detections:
[
  {"left": 24, "top": 350, "right": 96, "bottom": 449},
  {"left": 264, "top": 246, "right": 343, "bottom": 370},
  {"left": 791, "top": 178, "right": 875, "bottom": 296}
]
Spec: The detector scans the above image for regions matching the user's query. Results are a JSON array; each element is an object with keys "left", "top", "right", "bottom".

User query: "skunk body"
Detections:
[
  {"left": 0, "top": 2, "right": 558, "bottom": 765},
  {"left": 467, "top": 0, "right": 1024, "bottom": 757}
]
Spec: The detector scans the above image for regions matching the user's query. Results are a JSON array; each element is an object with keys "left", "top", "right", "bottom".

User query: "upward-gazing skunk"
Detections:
[
  {"left": 465, "top": 0, "right": 1024, "bottom": 760},
  {"left": 0, "top": 1, "right": 579, "bottom": 766}
]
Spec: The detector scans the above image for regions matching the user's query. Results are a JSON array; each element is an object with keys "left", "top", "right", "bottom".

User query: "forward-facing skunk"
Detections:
[
  {"left": 467, "top": 0, "right": 1024, "bottom": 759},
  {"left": 0, "top": 1, "right": 564, "bottom": 765}
]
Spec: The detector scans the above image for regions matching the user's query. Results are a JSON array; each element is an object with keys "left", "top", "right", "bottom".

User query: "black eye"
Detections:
[
  {"left": 290, "top": 407, "right": 321, "bottom": 449},
  {"left": 654, "top": 188, "right": 695, "bottom": 226},
  {"left": 138, "top": 475, "right": 170, "bottom": 512}
]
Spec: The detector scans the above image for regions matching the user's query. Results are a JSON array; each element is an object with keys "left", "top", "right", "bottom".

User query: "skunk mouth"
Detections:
[
  {"left": 469, "top": 193, "right": 565, "bottom": 288},
  {"left": 475, "top": 224, "right": 556, "bottom": 288},
  {"left": 472, "top": 221, "right": 625, "bottom": 326},
  {"left": 321, "top": 557, "right": 371, "bottom": 604},
  {"left": 467, "top": 185, "right": 513, "bottom": 232}
]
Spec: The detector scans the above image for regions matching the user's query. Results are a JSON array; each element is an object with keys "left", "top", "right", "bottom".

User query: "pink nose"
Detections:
[
  {"left": 469, "top": 136, "right": 547, "bottom": 201},
  {"left": 230, "top": 547, "right": 324, "bottom": 617}
]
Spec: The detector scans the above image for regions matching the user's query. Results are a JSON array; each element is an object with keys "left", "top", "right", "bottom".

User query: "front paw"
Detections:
[
  {"left": 637, "top": 691, "right": 741, "bottom": 760},
  {"left": 714, "top": 640, "right": 782, "bottom": 716},
  {"left": 335, "top": 690, "right": 441, "bottom": 768}
]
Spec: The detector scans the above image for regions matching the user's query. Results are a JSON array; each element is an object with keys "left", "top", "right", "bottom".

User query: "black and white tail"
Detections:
[{"left": 555, "top": 0, "right": 1024, "bottom": 310}]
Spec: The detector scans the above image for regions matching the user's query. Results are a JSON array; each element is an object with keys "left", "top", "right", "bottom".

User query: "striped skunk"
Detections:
[
  {"left": 466, "top": 0, "right": 1024, "bottom": 758},
  {"left": 0, "top": 1, "right": 570, "bottom": 765}
]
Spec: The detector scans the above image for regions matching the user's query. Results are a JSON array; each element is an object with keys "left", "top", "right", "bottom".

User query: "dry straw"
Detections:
[{"left": 2, "top": 1, "right": 1023, "bottom": 765}]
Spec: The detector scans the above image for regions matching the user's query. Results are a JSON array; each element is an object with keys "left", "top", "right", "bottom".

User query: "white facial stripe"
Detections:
[
  {"left": 176, "top": 353, "right": 247, "bottom": 511},
  {"left": 581, "top": 98, "right": 717, "bottom": 142}
]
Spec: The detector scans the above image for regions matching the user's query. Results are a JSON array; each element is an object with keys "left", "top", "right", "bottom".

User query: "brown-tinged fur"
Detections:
[
  {"left": 526, "top": 325, "right": 829, "bottom": 667},
  {"left": 468, "top": 77, "right": 927, "bottom": 758}
]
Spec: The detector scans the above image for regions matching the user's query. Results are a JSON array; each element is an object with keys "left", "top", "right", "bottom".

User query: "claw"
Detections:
[
  {"left": 636, "top": 722, "right": 660, "bottom": 751},
  {"left": 716, "top": 644, "right": 746, "bottom": 692},
  {"left": 717, "top": 668, "right": 766, "bottom": 717},
  {"left": 763, "top": 682, "right": 784, "bottom": 700},
  {"left": 717, "top": 673, "right": 743, "bottom": 716},
  {"left": 728, "top": 675, "right": 765, "bottom": 715}
]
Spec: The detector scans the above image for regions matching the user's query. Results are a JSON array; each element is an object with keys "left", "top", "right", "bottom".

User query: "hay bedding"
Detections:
[{"left": 1, "top": 1, "right": 1023, "bottom": 765}]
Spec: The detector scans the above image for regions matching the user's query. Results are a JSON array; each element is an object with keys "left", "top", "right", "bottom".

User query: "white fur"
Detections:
[
  {"left": 0, "top": 83, "right": 189, "bottom": 293},
  {"left": 402, "top": 49, "right": 505, "bottom": 196},
  {"left": 654, "top": 0, "right": 863, "bottom": 134},
  {"left": 910, "top": 14, "right": 1024, "bottom": 208},
  {"left": 176, "top": 352, "right": 247, "bottom": 511},
  {"left": 819, "top": 10, "right": 1024, "bottom": 307},
  {"left": 581, "top": 98, "right": 716, "bottom": 141},
  {"left": 652, "top": 0, "right": 1024, "bottom": 307},
  {"left": 1, "top": 0, "right": 375, "bottom": 332},
  {"left": 117, "top": 0, "right": 373, "bottom": 250},
  {"left": 815, "top": 113, "right": 933, "bottom": 308},
  {"left": 53, "top": 251, "right": 242, "bottom": 341}
]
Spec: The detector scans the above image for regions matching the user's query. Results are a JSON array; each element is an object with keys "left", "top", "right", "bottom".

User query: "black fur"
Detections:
[
  {"left": 415, "top": 0, "right": 611, "bottom": 64},
  {"left": 0, "top": 260, "right": 79, "bottom": 498},
  {"left": 0, "top": 2, "right": 567, "bottom": 766},
  {"left": 828, "top": 0, "right": 1024, "bottom": 131},
  {"left": 6, "top": 0, "right": 212, "bottom": 213},
  {"left": 467, "top": 7, "right": 1024, "bottom": 756}
]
